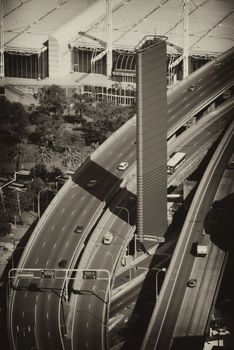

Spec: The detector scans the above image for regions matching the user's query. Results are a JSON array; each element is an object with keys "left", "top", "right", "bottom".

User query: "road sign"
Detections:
[
  {"left": 83, "top": 271, "right": 97, "bottom": 280},
  {"left": 41, "top": 269, "right": 55, "bottom": 279},
  {"left": 144, "top": 235, "right": 165, "bottom": 243}
]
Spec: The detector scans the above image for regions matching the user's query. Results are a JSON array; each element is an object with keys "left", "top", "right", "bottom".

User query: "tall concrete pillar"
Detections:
[{"left": 136, "top": 36, "right": 167, "bottom": 242}]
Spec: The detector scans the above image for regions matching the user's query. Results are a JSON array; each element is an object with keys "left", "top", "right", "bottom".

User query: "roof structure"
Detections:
[{"left": 3, "top": 0, "right": 234, "bottom": 56}]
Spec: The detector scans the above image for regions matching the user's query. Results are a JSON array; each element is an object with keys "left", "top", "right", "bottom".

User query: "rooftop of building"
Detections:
[{"left": 4, "top": 0, "right": 234, "bottom": 56}]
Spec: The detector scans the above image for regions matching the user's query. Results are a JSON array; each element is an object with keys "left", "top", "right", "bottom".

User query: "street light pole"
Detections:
[
  {"left": 116, "top": 206, "right": 132, "bottom": 257},
  {"left": 37, "top": 188, "right": 48, "bottom": 219},
  {"left": 0, "top": 172, "right": 17, "bottom": 212}
]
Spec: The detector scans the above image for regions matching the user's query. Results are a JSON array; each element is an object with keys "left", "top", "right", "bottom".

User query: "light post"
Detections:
[
  {"left": 37, "top": 188, "right": 48, "bottom": 219},
  {"left": 116, "top": 206, "right": 132, "bottom": 257},
  {"left": 130, "top": 266, "right": 167, "bottom": 301},
  {"left": 155, "top": 267, "right": 167, "bottom": 301},
  {"left": 0, "top": 172, "right": 17, "bottom": 212}
]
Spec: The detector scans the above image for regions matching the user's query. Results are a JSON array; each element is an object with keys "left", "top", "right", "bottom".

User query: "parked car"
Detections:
[
  {"left": 187, "top": 278, "right": 197, "bottom": 288},
  {"left": 103, "top": 232, "right": 113, "bottom": 245},
  {"left": 74, "top": 225, "right": 83, "bottom": 234},
  {"left": 117, "top": 162, "right": 128, "bottom": 171}
]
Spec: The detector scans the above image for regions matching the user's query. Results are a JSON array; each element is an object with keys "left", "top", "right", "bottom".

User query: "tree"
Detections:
[
  {"left": 10, "top": 143, "right": 26, "bottom": 171},
  {"left": 36, "top": 84, "right": 67, "bottom": 117},
  {"left": 61, "top": 146, "right": 80, "bottom": 170},
  {"left": 31, "top": 163, "right": 48, "bottom": 181},
  {"left": 36, "top": 146, "right": 52, "bottom": 164},
  {"left": 70, "top": 92, "right": 94, "bottom": 118}
]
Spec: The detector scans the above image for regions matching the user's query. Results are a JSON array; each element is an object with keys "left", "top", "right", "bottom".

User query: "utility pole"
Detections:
[
  {"left": 183, "top": 0, "right": 189, "bottom": 78},
  {"left": 106, "top": 0, "right": 112, "bottom": 77},
  {"left": 0, "top": 0, "right": 4, "bottom": 78}
]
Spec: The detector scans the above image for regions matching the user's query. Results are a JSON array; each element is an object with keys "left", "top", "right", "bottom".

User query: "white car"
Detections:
[
  {"left": 117, "top": 162, "right": 128, "bottom": 171},
  {"left": 86, "top": 179, "right": 98, "bottom": 188},
  {"left": 103, "top": 232, "right": 113, "bottom": 245}
]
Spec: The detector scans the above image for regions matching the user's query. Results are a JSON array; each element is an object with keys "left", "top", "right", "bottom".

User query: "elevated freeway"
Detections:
[
  {"left": 9, "top": 48, "right": 234, "bottom": 350},
  {"left": 142, "top": 121, "right": 234, "bottom": 350}
]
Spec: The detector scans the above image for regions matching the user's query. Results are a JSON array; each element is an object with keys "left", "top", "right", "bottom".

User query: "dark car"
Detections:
[
  {"left": 58, "top": 259, "right": 67, "bottom": 268},
  {"left": 187, "top": 278, "right": 197, "bottom": 288},
  {"left": 74, "top": 225, "right": 83, "bottom": 234},
  {"left": 188, "top": 84, "right": 197, "bottom": 92}
]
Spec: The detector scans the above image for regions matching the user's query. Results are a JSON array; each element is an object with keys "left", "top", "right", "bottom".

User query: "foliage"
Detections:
[
  {"left": 30, "top": 163, "right": 49, "bottom": 181},
  {"left": 36, "top": 84, "right": 67, "bottom": 117},
  {"left": 9, "top": 143, "right": 26, "bottom": 171},
  {"left": 0, "top": 99, "right": 29, "bottom": 143},
  {"left": 70, "top": 92, "right": 95, "bottom": 118}
]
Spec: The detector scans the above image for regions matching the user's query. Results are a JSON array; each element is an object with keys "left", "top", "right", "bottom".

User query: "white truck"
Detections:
[{"left": 196, "top": 243, "right": 208, "bottom": 257}]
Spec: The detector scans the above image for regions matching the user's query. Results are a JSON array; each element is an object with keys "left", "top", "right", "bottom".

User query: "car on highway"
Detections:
[
  {"left": 103, "top": 232, "right": 113, "bottom": 245},
  {"left": 227, "top": 161, "right": 234, "bottom": 169},
  {"left": 187, "top": 278, "right": 197, "bottom": 288},
  {"left": 74, "top": 225, "right": 83, "bottom": 234},
  {"left": 117, "top": 162, "right": 128, "bottom": 171},
  {"left": 86, "top": 179, "right": 98, "bottom": 188},
  {"left": 188, "top": 84, "right": 197, "bottom": 92},
  {"left": 58, "top": 259, "right": 67, "bottom": 268}
]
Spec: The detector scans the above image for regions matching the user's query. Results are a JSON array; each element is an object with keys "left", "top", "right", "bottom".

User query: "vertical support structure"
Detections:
[
  {"left": 0, "top": 0, "right": 4, "bottom": 78},
  {"left": 106, "top": 0, "right": 112, "bottom": 77},
  {"left": 136, "top": 36, "right": 167, "bottom": 243},
  {"left": 183, "top": 0, "right": 189, "bottom": 78}
]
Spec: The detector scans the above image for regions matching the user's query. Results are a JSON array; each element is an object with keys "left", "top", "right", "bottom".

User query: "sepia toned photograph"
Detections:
[{"left": 0, "top": 1, "right": 233, "bottom": 349}]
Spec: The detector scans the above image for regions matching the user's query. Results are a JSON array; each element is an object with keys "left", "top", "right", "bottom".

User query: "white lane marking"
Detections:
[
  {"left": 199, "top": 91, "right": 206, "bottom": 96},
  {"left": 48, "top": 331, "right": 51, "bottom": 338},
  {"left": 53, "top": 243, "right": 57, "bottom": 249},
  {"left": 129, "top": 152, "right": 134, "bottom": 158},
  {"left": 61, "top": 208, "right": 65, "bottom": 213},
  {"left": 88, "top": 303, "right": 91, "bottom": 310},
  {"left": 65, "top": 241, "right": 69, "bottom": 248},
  {"left": 71, "top": 193, "right": 76, "bottom": 199},
  {"left": 82, "top": 210, "right": 87, "bottom": 216},
  {"left": 85, "top": 342, "right": 89, "bottom": 348},
  {"left": 182, "top": 96, "right": 187, "bottom": 102},
  {"left": 71, "top": 210, "right": 75, "bottom": 216},
  {"left": 36, "top": 295, "right": 39, "bottom": 302},
  {"left": 28, "top": 325, "right": 31, "bottom": 332},
  {"left": 62, "top": 226, "right": 66, "bottom": 231},
  {"left": 185, "top": 103, "right": 191, "bottom": 108},
  {"left": 46, "top": 313, "right": 49, "bottom": 319},
  {"left": 109, "top": 150, "right": 113, "bottom": 155},
  {"left": 24, "top": 292, "right": 28, "bottom": 299},
  {"left": 50, "top": 225, "right": 54, "bottom": 231},
  {"left": 71, "top": 184, "right": 78, "bottom": 189},
  {"left": 46, "top": 260, "right": 49, "bottom": 266},
  {"left": 16, "top": 326, "right": 19, "bottom": 332},
  {"left": 48, "top": 293, "right": 51, "bottom": 300},
  {"left": 86, "top": 322, "right": 89, "bottom": 328},
  {"left": 93, "top": 285, "right": 96, "bottom": 291},
  {"left": 22, "top": 311, "right": 24, "bottom": 317},
  {"left": 35, "top": 257, "right": 39, "bottom": 265},
  {"left": 23, "top": 330, "right": 26, "bottom": 337},
  {"left": 193, "top": 142, "right": 198, "bottom": 147},
  {"left": 118, "top": 152, "right": 123, "bottom": 158},
  {"left": 81, "top": 196, "right": 85, "bottom": 201},
  {"left": 42, "top": 241, "right": 46, "bottom": 248}
]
